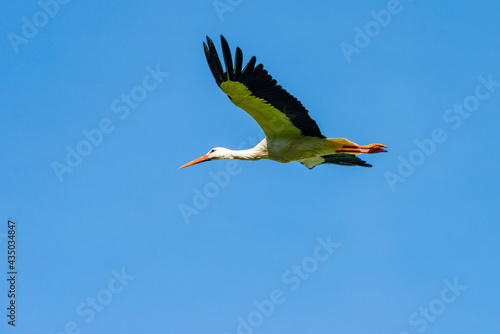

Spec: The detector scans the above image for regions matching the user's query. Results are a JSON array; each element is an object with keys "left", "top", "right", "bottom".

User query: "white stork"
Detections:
[{"left": 180, "top": 36, "right": 387, "bottom": 169}]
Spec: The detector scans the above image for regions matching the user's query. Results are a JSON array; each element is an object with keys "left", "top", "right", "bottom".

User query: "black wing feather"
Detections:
[
  {"left": 204, "top": 35, "right": 325, "bottom": 138},
  {"left": 234, "top": 47, "right": 243, "bottom": 78},
  {"left": 204, "top": 38, "right": 225, "bottom": 85},
  {"left": 320, "top": 153, "right": 372, "bottom": 167},
  {"left": 220, "top": 36, "right": 234, "bottom": 81},
  {"left": 241, "top": 56, "right": 256, "bottom": 80}
]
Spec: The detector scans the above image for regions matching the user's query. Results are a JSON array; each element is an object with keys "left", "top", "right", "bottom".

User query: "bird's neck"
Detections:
[{"left": 229, "top": 139, "right": 268, "bottom": 161}]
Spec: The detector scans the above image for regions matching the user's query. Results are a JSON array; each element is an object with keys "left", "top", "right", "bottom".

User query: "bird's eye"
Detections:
[{"left": 209, "top": 149, "right": 215, "bottom": 153}]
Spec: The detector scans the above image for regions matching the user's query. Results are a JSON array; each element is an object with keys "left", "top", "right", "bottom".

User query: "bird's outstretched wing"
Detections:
[{"left": 203, "top": 35, "right": 325, "bottom": 139}]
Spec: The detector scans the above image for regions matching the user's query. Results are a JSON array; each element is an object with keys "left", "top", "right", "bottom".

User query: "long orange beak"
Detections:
[{"left": 179, "top": 155, "right": 211, "bottom": 169}]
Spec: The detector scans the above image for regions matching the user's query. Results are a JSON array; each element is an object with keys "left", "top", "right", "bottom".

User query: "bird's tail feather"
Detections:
[{"left": 323, "top": 138, "right": 360, "bottom": 154}]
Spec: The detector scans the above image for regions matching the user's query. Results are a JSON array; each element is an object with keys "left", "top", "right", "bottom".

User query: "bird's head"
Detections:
[{"left": 179, "top": 147, "right": 233, "bottom": 169}]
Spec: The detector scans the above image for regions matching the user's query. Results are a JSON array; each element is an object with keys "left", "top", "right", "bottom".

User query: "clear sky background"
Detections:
[{"left": 1, "top": 1, "right": 500, "bottom": 333}]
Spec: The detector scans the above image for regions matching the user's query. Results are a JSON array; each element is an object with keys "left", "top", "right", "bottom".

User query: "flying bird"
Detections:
[{"left": 180, "top": 36, "right": 387, "bottom": 169}]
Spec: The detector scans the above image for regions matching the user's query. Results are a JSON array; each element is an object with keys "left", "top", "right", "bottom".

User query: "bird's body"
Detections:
[{"left": 180, "top": 36, "right": 387, "bottom": 170}]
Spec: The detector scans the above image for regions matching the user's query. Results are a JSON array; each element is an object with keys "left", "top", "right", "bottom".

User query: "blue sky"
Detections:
[{"left": 1, "top": 0, "right": 500, "bottom": 333}]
